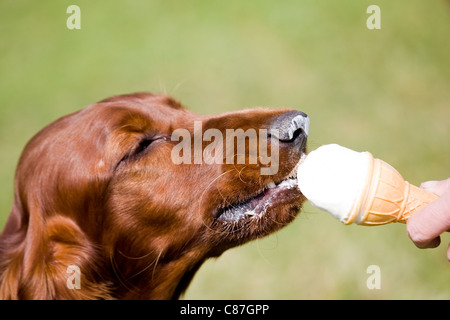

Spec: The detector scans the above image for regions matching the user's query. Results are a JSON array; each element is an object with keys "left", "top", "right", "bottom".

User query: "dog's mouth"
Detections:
[
  {"left": 215, "top": 177, "right": 299, "bottom": 223},
  {"left": 214, "top": 154, "right": 306, "bottom": 224}
]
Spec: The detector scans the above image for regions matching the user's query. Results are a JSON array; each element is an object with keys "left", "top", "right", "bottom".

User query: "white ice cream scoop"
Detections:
[{"left": 297, "top": 144, "right": 439, "bottom": 226}]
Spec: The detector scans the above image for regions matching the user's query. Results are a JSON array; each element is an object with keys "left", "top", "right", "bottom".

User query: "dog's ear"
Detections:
[
  {"left": 0, "top": 196, "right": 26, "bottom": 299},
  {"left": 33, "top": 215, "right": 112, "bottom": 299},
  {"left": 0, "top": 188, "right": 113, "bottom": 299},
  {"left": 0, "top": 107, "right": 117, "bottom": 299}
]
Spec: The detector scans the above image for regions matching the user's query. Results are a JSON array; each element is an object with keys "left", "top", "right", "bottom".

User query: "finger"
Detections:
[
  {"left": 420, "top": 178, "right": 450, "bottom": 196},
  {"left": 412, "top": 235, "right": 441, "bottom": 249},
  {"left": 428, "top": 236, "right": 441, "bottom": 248},
  {"left": 407, "top": 189, "right": 450, "bottom": 248}
]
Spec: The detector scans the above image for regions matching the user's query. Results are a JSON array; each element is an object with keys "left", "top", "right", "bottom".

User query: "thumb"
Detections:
[
  {"left": 407, "top": 187, "right": 450, "bottom": 249},
  {"left": 420, "top": 178, "right": 450, "bottom": 196}
]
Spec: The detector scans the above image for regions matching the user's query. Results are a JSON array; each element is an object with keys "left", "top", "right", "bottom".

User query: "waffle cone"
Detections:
[{"left": 344, "top": 153, "right": 439, "bottom": 226}]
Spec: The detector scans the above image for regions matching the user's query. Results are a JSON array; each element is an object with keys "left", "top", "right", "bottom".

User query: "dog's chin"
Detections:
[{"left": 211, "top": 157, "right": 306, "bottom": 245}]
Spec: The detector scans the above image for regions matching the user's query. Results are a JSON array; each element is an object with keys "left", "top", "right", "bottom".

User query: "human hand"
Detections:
[{"left": 406, "top": 178, "right": 450, "bottom": 261}]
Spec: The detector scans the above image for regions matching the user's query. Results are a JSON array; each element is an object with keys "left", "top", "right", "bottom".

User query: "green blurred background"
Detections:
[{"left": 1, "top": 0, "right": 449, "bottom": 299}]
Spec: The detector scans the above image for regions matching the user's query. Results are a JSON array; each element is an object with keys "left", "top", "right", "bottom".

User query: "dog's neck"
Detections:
[{"left": 107, "top": 243, "right": 209, "bottom": 299}]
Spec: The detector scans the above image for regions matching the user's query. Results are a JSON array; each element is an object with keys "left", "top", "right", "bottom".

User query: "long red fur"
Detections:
[{"left": 0, "top": 93, "right": 306, "bottom": 299}]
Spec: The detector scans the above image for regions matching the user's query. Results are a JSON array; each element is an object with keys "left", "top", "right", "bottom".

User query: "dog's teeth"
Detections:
[{"left": 267, "top": 182, "right": 276, "bottom": 189}]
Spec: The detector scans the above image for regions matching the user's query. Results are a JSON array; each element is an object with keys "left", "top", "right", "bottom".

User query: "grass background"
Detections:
[{"left": 0, "top": 0, "right": 449, "bottom": 299}]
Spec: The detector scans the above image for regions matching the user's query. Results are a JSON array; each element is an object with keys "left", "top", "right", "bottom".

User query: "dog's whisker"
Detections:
[
  {"left": 233, "top": 163, "right": 248, "bottom": 184},
  {"left": 170, "top": 78, "right": 190, "bottom": 95},
  {"left": 117, "top": 249, "right": 153, "bottom": 260},
  {"left": 198, "top": 168, "right": 236, "bottom": 214},
  {"left": 196, "top": 169, "right": 238, "bottom": 235},
  {"left": 151, "top": 250, "right": 163, "bottom": 281},
  {"left": 126, "top": 250, "right": 162, "bottom": 281},
  {"left": 110, "top": 251, "right": 137, "bottom": 293}
]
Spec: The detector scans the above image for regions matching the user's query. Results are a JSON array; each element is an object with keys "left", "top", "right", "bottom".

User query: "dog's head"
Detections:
[{"left": 0, "top": 93, "right": 308, "bottom": 299}]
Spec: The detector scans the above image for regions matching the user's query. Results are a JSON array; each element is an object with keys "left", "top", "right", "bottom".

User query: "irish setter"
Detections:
[{"left": 0, "top": 93, "right": 309, "bottom": 299}]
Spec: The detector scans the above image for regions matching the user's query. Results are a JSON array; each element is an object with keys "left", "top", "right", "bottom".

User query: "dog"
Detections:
[{"left": 0, "top": 93, "right": 308, "bottom": 299}]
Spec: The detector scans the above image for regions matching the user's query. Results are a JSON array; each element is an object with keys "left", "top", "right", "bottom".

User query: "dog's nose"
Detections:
[{"left": 270, "top": 110, "right": 309, "bottom": 150}]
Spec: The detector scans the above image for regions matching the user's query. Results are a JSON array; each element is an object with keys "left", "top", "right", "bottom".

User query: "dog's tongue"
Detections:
[{"left": 296, "top": 144, "right": 371, "bottom": 222}]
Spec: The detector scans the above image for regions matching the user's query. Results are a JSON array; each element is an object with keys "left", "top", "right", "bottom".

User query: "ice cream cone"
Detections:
[{"left": 344, "top": 152, "right": 439, "bottom": 226}]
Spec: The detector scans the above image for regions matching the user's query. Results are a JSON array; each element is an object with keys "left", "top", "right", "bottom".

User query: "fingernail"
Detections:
[{"left": 420, "top": 180, "right": 439, "bottom": 191}]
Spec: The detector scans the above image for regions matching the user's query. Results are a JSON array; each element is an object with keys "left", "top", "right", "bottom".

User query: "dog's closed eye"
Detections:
[
  {"left": 126, "top": 136, "right": 169, "bottom": 161},
  {"left": 115, "top": 136, "right": 159, "bottom": 169},
  {"left": 133, "top": 137, "right": 155, "bottom": 155}
]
